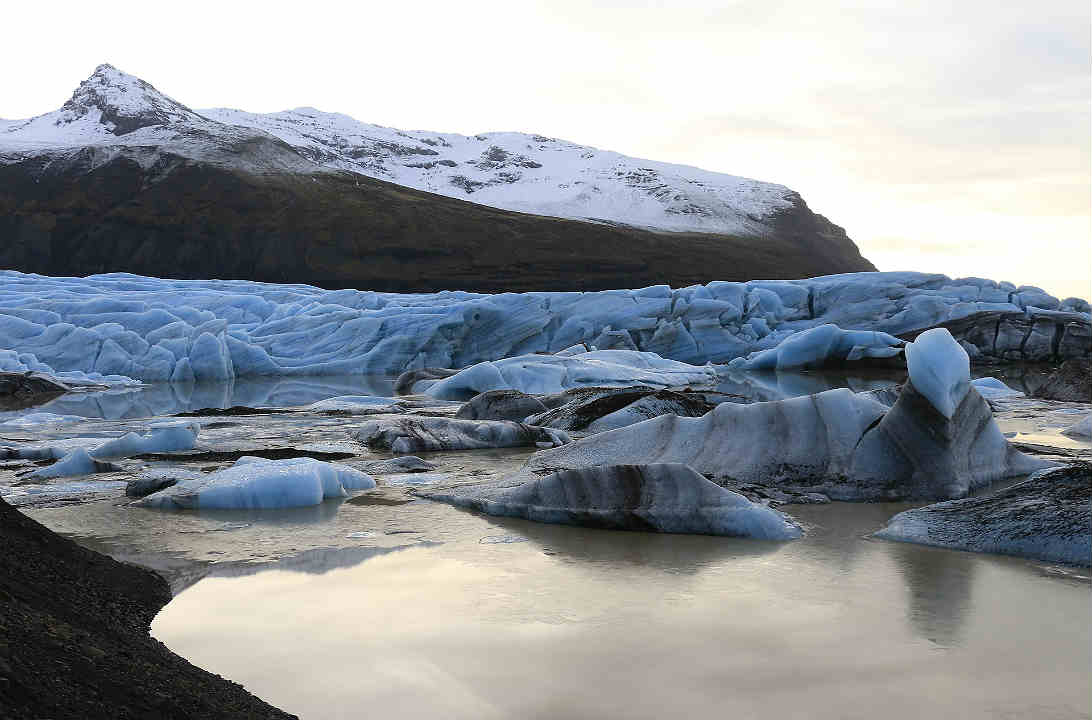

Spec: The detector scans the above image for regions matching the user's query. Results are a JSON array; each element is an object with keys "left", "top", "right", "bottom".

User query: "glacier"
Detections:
[{"left": 0, "top": 270, "right": 1087, "bottom": 385}]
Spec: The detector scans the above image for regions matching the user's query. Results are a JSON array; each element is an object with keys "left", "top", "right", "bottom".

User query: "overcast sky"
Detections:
[{"left": 4, "top": 0, "right": 1088, "bottom": 299}]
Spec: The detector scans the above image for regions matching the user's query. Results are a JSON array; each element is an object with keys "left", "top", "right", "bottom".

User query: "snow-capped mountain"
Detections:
[
  {"left": 201, "top": 107, "right": 793, "bottom": 235},
  {"left": 5, "top": 64, "right": 790, "bottom": 235},
  {"left": 0, "top": 64, "right": 874, "bottom": 292}
]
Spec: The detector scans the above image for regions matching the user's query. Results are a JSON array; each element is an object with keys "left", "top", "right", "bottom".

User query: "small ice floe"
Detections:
[
  {"left": 1061, "top": 415, "right": 1092, "bottom": 439},
  {"left": 0, "top": 412, "right": 84, "bottom": 429},
  {"left": 970, "top": 376, "right": 1024, "bottom": 400},
  {"left": 423, "top": 349, "right": 718, "bottom": 400},
  {"left": 381, "top": 473, "right": 450, "bottom": 487},
  {"left": 136, "top": 456, "right": 375, "bottom": 510},
  {"left": 479, "top": 534, "right": 528, "bottom": 544},
  {"left": 346, "top": 531, "right": 377, "bottom": 539}
]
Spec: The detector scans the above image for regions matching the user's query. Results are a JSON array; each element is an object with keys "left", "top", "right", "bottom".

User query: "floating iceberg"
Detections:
[
  {"left": 8, "top": 420, "right": 201, "bottom": 478},
  {"left": 1062, "top": 415, "right": 1092, "bottom": 439},
  {"left": 727, "top": 324, "right": 903, "bottom": 371},
  {"left": 512, "top": 329, "right": 1049, "bottom": 500},
  {"left": 424, "top": 349, "right": 719, "bottom": 400},
  {"left": 0, "top": 270, "right": 1086, "bottom": 384},
  {"left": 874, "top": 464, "right": 1091, "bottom": 566},
  {"left": 422, "top": 463, "right": 802, "bottom": 539},
  {"left": 524, "top": 387, "right": 713, "bottom": 433},
  {"left": 137, "top": 457, "right": 376, "bottom": 510},
  {"left": 969, "top": 377, "right": 1024, "bottom": 400}
]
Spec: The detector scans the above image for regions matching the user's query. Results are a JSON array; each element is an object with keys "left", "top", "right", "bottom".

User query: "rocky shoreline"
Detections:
[{"left": 0, "top": 496, "right": 294, "bottom": 719}]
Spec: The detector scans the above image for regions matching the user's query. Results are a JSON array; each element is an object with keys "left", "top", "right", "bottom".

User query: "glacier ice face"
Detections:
[
  {"left": 727, "top": 324, "right": 903, "bottom": 371},
  {"left": 0, "top": 270, "right": 1086, "bottom": 385},
  {"left": 905, "top": 328, "right": 970, "bottom": 419},
  {"left": 137, "top": 456, "right": 375, "bottom": 510},
  {"left": 424, "top": 350, "right": 719, "bottom": 400},
  {"left": 421, "top": 463, "right": 802, "bottom": 539}
]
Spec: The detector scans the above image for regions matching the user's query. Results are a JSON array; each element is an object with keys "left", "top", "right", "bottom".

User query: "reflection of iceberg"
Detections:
[
  {"left": 27, "top": 375, "right": 397, "bottom": 420},
  {"left": 170, "top": 543, "right": 430, "bottom": 594},
  {"left": 885, "top": 542, "right": 975, "bottom": 647},
  {"left": 459, "top": 509, "right": 782, "bottom": 575}
]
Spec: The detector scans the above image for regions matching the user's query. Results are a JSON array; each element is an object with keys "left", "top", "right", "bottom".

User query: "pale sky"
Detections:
[{"left": 4, "top": 0, "right": 1089, "bottom": 299}]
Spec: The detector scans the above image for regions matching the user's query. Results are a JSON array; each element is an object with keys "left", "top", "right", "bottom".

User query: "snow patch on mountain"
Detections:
[
  {"left": 1, "top": 63, "right": 793, "bottom": 235},
  {"left": 201, "top": 106, "right": 794, "bottom": 234}
]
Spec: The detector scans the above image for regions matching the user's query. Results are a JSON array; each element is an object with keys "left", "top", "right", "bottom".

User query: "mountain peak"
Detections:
[{"left": 61, "top": 63, "right": 204, "bottom": 135}]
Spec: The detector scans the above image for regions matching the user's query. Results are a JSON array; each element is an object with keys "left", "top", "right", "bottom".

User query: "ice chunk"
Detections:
[
  {"left": 27, "top": 448, "right": 122, "bottom": 479},
  {"left": 728, "top": 324, "right": 903, "bottom": 371},
  {"left": 904, "top": 328, "right": 970, "bottom": 418},
  {"left": 424, "top": 463, "right": 802, "bottom": 539},
  {"left": 970, "top": 377, "right": 1024, "bottom": 400},
  {"left": 425, "top": 349, "right": 717, "bottom": 400},
  {"left": 91, "top": 421, "right": 200, "bottom": 458},
  {"left": 1061, "top": 415, "right": 1092, "bottom": 439},
  {"left": 137, "top": 457, "right": 376, "bottom": 510}
]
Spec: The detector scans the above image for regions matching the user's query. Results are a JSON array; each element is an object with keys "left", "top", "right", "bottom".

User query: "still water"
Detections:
[{"left": 151, "top": 501, "right": 1090, "bottom": 720}]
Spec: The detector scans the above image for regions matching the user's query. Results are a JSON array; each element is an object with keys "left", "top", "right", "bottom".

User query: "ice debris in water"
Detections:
[{"left": 137, "top": 456, "right": 375, "bottom": 510}]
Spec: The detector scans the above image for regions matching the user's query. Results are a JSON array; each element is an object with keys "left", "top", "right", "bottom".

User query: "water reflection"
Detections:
[
  {"left": 29, "top": 375, "right": 398, "bottom": 420},
  {"left": 886, "top": 542, "right": 976, "bottom": 647},
  {"left": 470, "top": 511, "right": 782, "bottom": 574}
]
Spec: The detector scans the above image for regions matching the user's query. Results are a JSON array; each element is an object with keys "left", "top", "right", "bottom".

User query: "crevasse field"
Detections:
[{"left": 2, "top": 270, "right": 1090, "bottom": 720}]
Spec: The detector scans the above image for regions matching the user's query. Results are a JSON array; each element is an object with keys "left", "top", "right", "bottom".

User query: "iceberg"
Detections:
[
  {"left": 727, "top": 324, "right": 903, "bottom": 371},
  {"left": 874, "top": 464, "right": 1090, "bottom": 566},
  {"left": 0, "top": 270, "right": 1085, "bottom": 384},
  {"left": 137, "top": 457, "right": 376, "bottom": 510},
  {"left": 512, "top": 329, "right": 1049, "bottom": 500},
  {"left": 424, "top": 349, "right": 719, "bottom": 400},
  {"left": 421, "top": 463, "right": 802, "bottom": 539},
  {"left": 1062, "top": 415, "right": 1092, "bottom": 439}
]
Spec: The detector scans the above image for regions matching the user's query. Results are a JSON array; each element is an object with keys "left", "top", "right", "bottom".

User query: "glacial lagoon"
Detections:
[{"left": 6, "top": 371, "right": 1089, "bottom": 719}]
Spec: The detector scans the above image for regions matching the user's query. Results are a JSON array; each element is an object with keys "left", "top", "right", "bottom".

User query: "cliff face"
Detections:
[{"left": 0, "top": 150, "right": 874, "bottom": 293}]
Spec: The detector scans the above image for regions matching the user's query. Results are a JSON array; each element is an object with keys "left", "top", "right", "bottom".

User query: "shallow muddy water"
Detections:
[{"left": 146, "top": 501, "right": 1091, "bottom": 720}]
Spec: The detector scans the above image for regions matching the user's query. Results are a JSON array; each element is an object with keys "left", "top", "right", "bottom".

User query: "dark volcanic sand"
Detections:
[{"left": 0, "top": 496, "right": 294, "bottom": 719}]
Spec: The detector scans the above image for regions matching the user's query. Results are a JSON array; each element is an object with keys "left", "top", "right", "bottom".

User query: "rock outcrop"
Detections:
[
  {"left": 455, "top": 390, "right": 548, "bottom": 422},
  {"left": 525, "top": 387, "right": 714, "bottom": 433},
  {"left": 1033, "top": 358, "right": 1091, "bottom": 402}
]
